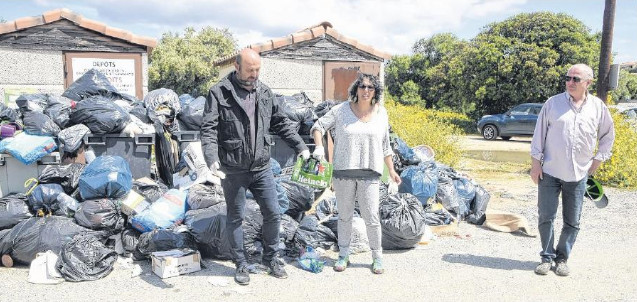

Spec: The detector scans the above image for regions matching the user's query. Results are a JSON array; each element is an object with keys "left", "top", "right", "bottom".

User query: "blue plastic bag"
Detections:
[
  {"left": 79, "top": 155, "right": 132, "bottom": 200},
  {"left": 297, "top": 246, "right": 326, "bottom": 273},
  {"left": 398, "top": 162, "right": 439, "bottom": 205},
  {"left": 0, "top": 132, "right": 57, "bottom": 165},
  {"left": 131, "top": 189, "right": 188, "bottom": 233}
]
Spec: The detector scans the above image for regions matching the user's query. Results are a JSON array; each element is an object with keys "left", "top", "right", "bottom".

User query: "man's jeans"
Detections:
[
  {"left": 221, "top": 168, "right": 280, "bottom": 266},
  {"left": 538, "top": 173, "right": 586, "bottom": 262}
]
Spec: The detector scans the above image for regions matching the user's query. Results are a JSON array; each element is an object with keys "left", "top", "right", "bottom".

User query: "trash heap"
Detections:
[{"left": 0, "top": 69, "right": 491, "bottom": 282}]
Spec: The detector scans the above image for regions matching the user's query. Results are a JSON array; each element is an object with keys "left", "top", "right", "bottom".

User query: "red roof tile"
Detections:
[
  {"left": 0, "top": 8, "right": 157, "bottom": 49},
  {"left": 214, "top": 21, "right": 391, "bottom": 65}
]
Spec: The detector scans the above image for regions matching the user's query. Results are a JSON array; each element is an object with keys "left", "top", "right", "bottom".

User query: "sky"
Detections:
[{"left": 0, "top": 0, "right": 635, "bottom": 63}]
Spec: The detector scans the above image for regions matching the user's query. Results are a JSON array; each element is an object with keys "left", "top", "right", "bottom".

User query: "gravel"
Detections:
[{"left": 0, "top": 187, "right": 636, "bottom": 302}]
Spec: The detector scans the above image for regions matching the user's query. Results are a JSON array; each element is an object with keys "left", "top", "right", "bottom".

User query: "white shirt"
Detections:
[{"left": 530, "top": 92, "right": 615, "bottom": 182}]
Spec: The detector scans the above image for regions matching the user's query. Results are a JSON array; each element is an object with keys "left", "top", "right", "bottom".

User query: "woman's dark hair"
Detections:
[{"left": 348, "top": 73, "right": 383, "bottom": 104}]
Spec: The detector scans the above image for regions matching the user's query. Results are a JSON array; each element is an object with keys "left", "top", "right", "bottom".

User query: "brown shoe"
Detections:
[{"left": 1, "top": 254, "right": 13, "bottom": 267}]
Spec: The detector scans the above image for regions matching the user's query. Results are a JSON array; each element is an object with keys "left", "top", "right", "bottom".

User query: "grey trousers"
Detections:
[{"left": 333, "top": 177, "right": 382, "bottom": 259}]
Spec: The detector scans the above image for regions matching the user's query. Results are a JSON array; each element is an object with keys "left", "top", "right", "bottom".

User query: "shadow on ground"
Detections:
[{"left": 442, "top": 253, "right": 536, "bottom": 271}]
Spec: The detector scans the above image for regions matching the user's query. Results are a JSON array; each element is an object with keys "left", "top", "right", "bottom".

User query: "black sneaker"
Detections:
[
  {"left": 234, "top": 264, "right": 250, "bottom": 285},
  {"left": 264, "top": 258, "right": 288, "bottom": 279}
]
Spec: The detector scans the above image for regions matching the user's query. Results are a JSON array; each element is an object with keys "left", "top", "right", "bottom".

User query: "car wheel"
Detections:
[
  {"left": 482, "top": 125, "right": 498, "bottom": 140},
  {"left": 501, "top": 136, "right": 511, "bottom": 141}
]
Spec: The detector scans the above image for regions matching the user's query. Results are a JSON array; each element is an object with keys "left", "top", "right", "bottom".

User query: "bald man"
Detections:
[{"left": 201, "top": 48, "right": 310, "bottom": 285}]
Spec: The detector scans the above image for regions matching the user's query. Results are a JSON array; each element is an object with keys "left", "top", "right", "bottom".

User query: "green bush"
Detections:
[
  {"left": 384, "top": 98, "right": 463, "bottom": 166},
  {"left": 595, "top": 110, "right": 637, "bottom": 188}
]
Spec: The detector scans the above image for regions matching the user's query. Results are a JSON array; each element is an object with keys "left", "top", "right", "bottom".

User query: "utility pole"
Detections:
[{"left": 597, "top": 0, "right": 616, "bottom": 103}]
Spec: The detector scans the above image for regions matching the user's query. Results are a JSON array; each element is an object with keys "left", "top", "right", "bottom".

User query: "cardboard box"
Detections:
[
  {"left": 119, "top": 190, "right": 150, "bottom": 216},
  {"left": 151, "top": 249, "right": 201, "bottom": 279}
]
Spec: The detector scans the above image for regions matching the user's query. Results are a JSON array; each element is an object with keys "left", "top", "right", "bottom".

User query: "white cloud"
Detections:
[{"left": 28, "top": 0, "right": 528, "bottom": 55}]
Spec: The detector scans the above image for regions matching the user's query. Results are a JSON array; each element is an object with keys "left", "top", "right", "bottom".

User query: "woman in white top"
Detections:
[{"left": 311, "top": 73, "right": 401, "bottom": 274}]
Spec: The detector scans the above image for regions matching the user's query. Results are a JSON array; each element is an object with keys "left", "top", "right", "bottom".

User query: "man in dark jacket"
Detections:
[{"left": 201, "top": 48, "right": 310, "bottom": 285}]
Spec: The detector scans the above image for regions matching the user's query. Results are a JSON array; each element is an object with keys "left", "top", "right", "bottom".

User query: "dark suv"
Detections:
[{"left": 477, "top": 103, "right": 544, "bottom": 140}]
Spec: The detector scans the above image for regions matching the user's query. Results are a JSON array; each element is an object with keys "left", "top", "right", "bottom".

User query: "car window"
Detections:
[
  {"left": 510, "top": 105, "right": 530, "bottom": 115},
  {"left": 530, "top": 106, "right": 542, "bottom": 115}
]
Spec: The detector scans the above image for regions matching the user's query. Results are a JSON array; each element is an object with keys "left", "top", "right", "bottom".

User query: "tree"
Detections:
[
  {"left": 149, "top": 27, "right": 237, "bottom": 96},
  {"left": 462, "top": 12, "right": 600, "bottom": 118},
  {"left": 385, "top": 33, "right": 468, "bottom": 109}
]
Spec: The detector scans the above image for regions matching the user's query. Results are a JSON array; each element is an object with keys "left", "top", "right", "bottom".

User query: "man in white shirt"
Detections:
[{"left": 530, "top": 63, "right": 615, "bottom": 277}]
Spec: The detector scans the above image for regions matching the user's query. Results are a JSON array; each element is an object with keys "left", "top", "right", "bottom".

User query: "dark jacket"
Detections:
[{"left": 201, "top": 71, "right": 308, "bottom": 174}]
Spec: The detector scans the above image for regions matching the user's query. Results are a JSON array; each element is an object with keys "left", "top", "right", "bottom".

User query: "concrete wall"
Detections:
[
  {"left": 261, "top": 58, "right": 323, "bottom": 104},
  {"left": 0, "top": 48, "right": 65, "bottom": 106},
  {"left": 218, "top": 58, "right": 324, "bottom": 104},
  {"left": 0, "top": 48, "right": 150, "bottom": 107}
]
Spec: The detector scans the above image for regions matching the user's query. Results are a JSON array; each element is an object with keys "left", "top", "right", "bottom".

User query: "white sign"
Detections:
[{"left": 71, "top": 58, "right": 136, "bottom": 96}]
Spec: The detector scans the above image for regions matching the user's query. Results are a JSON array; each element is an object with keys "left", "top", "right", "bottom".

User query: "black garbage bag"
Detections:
[
  {"left": 15, "top": 94, "right": 48, "bottom": 112},
  {"left": 424, "top": 204, "right": 455, "bottom": 226},
  {"left": 390, "top": 136, "right": 421, "bottom": 166},
  {"left": 56, "top": 233, "right": 117, "bottom": 281},
  {"left": 380, "top": 193, "right": 427, "bottom": 250},
  {"left": 69, "top": 95, "right": 131, "bottom": 134},
  {"left": 281, "top": 177, "right": 315, "bottom": 221},
  {"left": 315, "top": 197, "right": 339, "bottom": 236},
  {"left": 293, "top": 215, "right": 337, "bottom": 251},
  {"left": 0, "top": 102, "right": 21, "bottom": 122},
  {"left": 135, "top": 227, "right": 197, "bottom": 260},
  {"left": 467, "top": 184, "right": 490, "bottom": 225},
  {"left": 27, "top": 183, "right": 79, "bottom": 217},
  {"left": 79, "top": 155, "right": 132, "bottom": 200},
  {"left": 187, "top": 183, "right": 225, "bottom": 210},
  {"left": 153, "top": 120, "right": 176, "bottom": 187},
  {"left": 132, "top": 179, "right": 168, "bottom": 203},
  {"left": 314, "top": 100, "right": 338, "bottom": 118},
  {"left": 121, "top": 228, "right": 141, "bottom": 254},
  {"left": 22, "top": 111, "right": 60, "bottom": 137},
  {"left": 276, "top": 92, "right": 316, "bottom": 133},
  {"left": 38, "top": 163, "right": 85, "bottom": 195},
  {"left": 144, "top": 88, "right": 181, "bottom": 117},
  {"left": 0, "top": 193, "right": 32, "bottom": 230},
  {"left": 44, "top": 95, "right": 72, "bottom": 128},
  {"left": 454, "top": 177, "right": 476, "bottom": 219},
  {"left": 399, "top": 162, "right": 439, "bottom": 205},
  {"left": 74, "top": 199, "right": 124, "bottom": 234},
  {"left": 128, "top": 101, "right": 152, "bottom": 124},
  {"left": 184, "top": 203, "right": 232, "bottom": 260},
  {"left": 62, "top": 68, "right": 134, "bottom": 102},
  {"left": 280, "top": 214, "right": 300, "bottom": 257},
  {"left": 436, "top": 174, "right": 460, "bottom": 215},
  {"left": 177, "top": 95, "right": 205, "bottom": 131},
  {"left": 242, "top": 200, "right": 263, "bottom": 262},
  {"left": 0, "top": 216, "right": 92, "bottom": 264},
  {"left": 57, "top": 125, "right": 91, "bottom": 154}
]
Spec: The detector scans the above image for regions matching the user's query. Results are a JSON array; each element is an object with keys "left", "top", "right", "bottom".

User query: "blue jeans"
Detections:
[
  {"left": 221, "top": 169, "right": 280, "bottom": 266},
  {"left": 537, "top": 173, "right": 586, "bottom": 262}
]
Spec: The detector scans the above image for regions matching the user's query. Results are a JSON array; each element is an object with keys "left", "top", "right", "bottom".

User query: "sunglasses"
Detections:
[
  {"left": 564, "top": 75, "right": 583, "bottom": 83},
  {"left": 358, "top": 85, "right": 375, "bottom": 91}
]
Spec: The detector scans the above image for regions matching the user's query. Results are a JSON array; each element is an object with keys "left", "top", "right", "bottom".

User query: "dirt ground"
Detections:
[{"left": 1, "top": 135, "right": 636, "bottom": 302}]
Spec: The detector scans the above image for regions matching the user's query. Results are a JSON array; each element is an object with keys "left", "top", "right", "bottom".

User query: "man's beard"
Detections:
[{"left": 237, "top": 77, "right": 256, "bottom": 87}]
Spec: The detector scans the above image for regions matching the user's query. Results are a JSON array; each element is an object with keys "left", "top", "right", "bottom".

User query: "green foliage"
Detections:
[
  {"left": 611, "top": 69, "right": 637, "bottom": 102},
  {"left": 462, "top": 12, "right": 600, "bottom": 119},
  {"left": 384, "top": 12, "right": 601, "bottom": 120},
  {"left": 595, "top": 110, "right": 637, "bottom": 188},
  {"left": 384, "top": 97, "right": 463, "bottom": 166},
  {"left": 149, "top": 27, "right": 237, "bottom": 96},
  {"left": 386, "top": 34, "right": 468, "bottom": 110}
]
